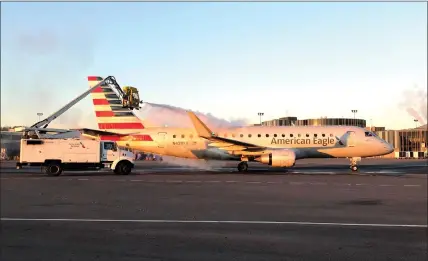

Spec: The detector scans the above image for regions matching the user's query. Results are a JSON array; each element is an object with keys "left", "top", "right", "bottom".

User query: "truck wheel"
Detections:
[
  {"left": 45, "top": 163, "right": 62, "bottom": 176},
  {"left": 114, "top": 161, "right": 132, "bottom": 175}
]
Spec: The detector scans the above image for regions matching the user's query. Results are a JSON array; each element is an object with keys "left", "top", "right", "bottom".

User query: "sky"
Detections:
[{"left": 1, "top": 2, "right": 427, "bottom": 130}]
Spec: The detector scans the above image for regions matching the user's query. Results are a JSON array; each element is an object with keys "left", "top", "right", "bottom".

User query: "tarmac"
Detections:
[{"left": 1, "top": 158, "right": 427, "bottom": 261}]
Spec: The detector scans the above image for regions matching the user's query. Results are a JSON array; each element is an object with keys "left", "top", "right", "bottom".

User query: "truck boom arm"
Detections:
[{"left": 30, "top": 76, "right": 132, "bottom": 129}]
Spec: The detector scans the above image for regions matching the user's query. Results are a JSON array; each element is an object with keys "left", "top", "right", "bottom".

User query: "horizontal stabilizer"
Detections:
[{"left": 78, "top": 128, "right": 125, "bottom": 137}]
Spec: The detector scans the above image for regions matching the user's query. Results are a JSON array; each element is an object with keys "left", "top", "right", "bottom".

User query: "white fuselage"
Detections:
[{"left": 111, "top": 125, "right": 394, "bottom": 161}]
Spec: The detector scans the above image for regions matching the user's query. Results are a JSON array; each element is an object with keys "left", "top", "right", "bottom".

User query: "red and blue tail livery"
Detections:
[{"left": 88, "top": 76, "right": 145, "bottom": 134}]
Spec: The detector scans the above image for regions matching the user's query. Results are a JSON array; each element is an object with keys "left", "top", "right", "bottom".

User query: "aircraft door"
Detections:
[
  {"left": 157, "top": 132, "right": 167, "bottom": 148},
  {"left": 346, "top": 131, "right": 356, "bottom": 147}
]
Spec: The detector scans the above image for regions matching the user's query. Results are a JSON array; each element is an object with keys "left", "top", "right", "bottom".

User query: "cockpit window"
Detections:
[{"left": 365, "top": 131, "right": 376, "bottom": 137}]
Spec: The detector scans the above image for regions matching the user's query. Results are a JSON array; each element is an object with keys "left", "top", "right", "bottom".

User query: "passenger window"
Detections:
[
  {"left": 306, "top": 134, "right": 309, "bottom": 137},
  {"left": 290, "top": 134, "right": 294, "bottom": 137},
  {"left": 298, "top": 134, "right": 301, "bottom": 137},
  {"left": 248, "top": 134, "right": 252, "bottom": 138},
  {"left": 266, "top": 134, "right": 269, "bottom": 137},
  {"left": 240, "top": 134, "right": 244, "bottom": 138},
  {"left": 173, "top": 135, "right": 176, "bottom": 138},
  {"left": 189, "top": 134, "right": 193, "bottom": 139},
  {"left": 322, "top": 134, "right": 325, "bottom": 137},
  {"left": 181, "top": 134, "right": 185, "bottom": 138},
  {"left": 282, "top": 134, "right": 285, "bottom": 137},
  {"left": 330, "top": 134, "right": 333, "bottom": 137},
  {"left": 274, "top": 134, "right": 277, "bottom": 137},
  {"left": 258, "top": 134, "right": 261, "bottom": 137},
  {"left": 232, "top": 134, "right": 236, "bottom": 138},
  {"left": 314, "top": 134, "right": 318, "bottom": 137}
]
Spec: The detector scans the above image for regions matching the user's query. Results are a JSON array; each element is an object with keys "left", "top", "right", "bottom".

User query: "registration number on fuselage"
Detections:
[
  {"left": 172, "top": 141, "right": 197, "bottom": 146},
  {"left": 173, "top": 141, "right": 188, "bottom": 145}
]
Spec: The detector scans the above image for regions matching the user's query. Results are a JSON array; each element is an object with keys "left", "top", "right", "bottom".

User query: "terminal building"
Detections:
[
  {"left": 261, "top": 116, "right": 366, "bottom": 128},
  {"left": 1, "top": 130, "right": 23, "bottom": 160},
  {"left": 260, "top": 116, "right": 427, "bottom": 159},
  {"left": 374, "top": 125, "right": 427, "bottom": 159}
]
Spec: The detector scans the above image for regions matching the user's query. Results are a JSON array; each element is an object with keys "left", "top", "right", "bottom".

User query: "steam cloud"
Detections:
[
  {"left": 138, "top": 102, "right": 250, "bottom": 129},
  {"left": 399, "top": 85, "right": 427, "bottom": 127},
  {"left": 137, "top": 102, "right": 250, "bottom": 170},
  {"left": 160, "top": 156, "right": 231, "bottom": 171}
]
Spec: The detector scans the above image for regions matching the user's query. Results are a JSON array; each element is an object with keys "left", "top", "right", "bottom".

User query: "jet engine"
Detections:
[{"left": 255, "top": 150, "right": 296, "bottom": 167}]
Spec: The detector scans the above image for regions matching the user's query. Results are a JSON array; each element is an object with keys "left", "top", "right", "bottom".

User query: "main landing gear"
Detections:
[
  {"left": 237, "top": 157, "right": 249, "bottom": 172},
  {"left": 350, "top": 157, "right": 361, "bottom": 172},
  {"left": 238, "top": 161, "right": 248, "bottom": 172}
]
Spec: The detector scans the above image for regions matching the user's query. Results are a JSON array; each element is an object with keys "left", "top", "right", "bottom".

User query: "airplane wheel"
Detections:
[
  {"left": 237, "top": 162, "right": 248, "bottom": 172},
  {"left": 351, "top": 165, "right": 358, "bottom": 172}
]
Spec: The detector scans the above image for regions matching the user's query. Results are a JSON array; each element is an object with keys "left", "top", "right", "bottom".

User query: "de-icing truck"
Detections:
[
  {"left": 14, "top": 76, "right": 143, "bottom": 177},
  {"left": 16, "top": 138, "right": 135, "bottom": 176}
]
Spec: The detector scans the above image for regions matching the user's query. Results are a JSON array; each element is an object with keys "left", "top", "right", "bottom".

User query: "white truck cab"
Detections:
[{"left": 100, "top": 140, "right": 136, "bottom": 174}]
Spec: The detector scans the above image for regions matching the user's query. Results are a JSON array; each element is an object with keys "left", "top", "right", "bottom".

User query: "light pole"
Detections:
[
  {"left": 414, "top": 119, "right": 419, "bottom": 152},
  {"left": 351, "top": 109, "right": 358, "bottom": 126},
  {"left": 258, "top": 112, "right": 264, "bottom": 125},
  {"left": 37, "top": 112, "right": 43, "bottom": 121}
]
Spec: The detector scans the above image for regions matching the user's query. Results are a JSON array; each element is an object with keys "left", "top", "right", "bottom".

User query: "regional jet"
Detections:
[{"left": 81, "top": 76, "right": 394, "bottom": 172}]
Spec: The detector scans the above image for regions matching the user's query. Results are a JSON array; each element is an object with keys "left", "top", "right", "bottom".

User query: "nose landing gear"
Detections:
[{"left": 350, "top": 157, "right": 361, "bottom": 172}]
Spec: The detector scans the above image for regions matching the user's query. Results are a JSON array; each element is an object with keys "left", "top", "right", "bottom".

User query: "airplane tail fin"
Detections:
[{"left": 88, "top": 76, "right": 145, "bottom": 134}]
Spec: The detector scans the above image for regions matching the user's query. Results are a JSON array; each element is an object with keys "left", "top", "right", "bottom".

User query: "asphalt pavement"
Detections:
[{"left": 1, "top": 158, "right": 427, "bottom": 261}]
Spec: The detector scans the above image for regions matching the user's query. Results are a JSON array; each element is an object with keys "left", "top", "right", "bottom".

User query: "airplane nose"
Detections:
[{"left": 384, "top": 143, "right": 394, "bottom": 154}]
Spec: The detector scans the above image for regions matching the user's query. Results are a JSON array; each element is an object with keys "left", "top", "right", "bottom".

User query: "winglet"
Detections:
[{"left": 187, "top": 111, "right": 215, "bottom": 138}]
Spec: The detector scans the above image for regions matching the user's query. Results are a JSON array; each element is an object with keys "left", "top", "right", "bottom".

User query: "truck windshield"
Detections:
[{"left": 104, "top": 142, "right": 116, "bottom": 151}]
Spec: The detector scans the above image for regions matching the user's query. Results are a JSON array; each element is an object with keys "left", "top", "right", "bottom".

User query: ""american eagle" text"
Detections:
[{"left": 271, "top": 138, "right": 335, "bottom": 146}]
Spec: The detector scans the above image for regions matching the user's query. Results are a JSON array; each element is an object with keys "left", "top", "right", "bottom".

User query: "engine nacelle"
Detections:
[{"left": 255, "top": 150, "right": 296, "bottom": 167}]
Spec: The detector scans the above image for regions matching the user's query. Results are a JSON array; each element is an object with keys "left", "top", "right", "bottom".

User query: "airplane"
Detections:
[{"left": 81, "top": 76, "right": 394, "bottom": 172}]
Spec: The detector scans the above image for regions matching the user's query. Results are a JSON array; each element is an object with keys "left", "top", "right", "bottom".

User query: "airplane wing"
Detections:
[{"left": 187, "top": 111, "right": 267, "bottom": 153}]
